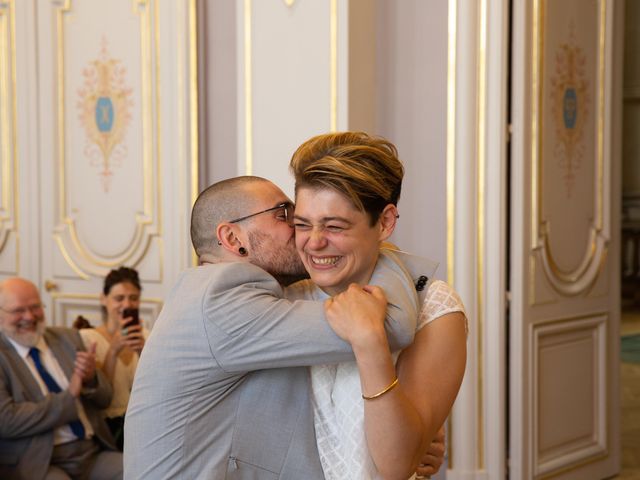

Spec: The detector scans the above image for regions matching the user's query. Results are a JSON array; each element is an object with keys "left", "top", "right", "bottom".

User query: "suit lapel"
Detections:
[
  {"left": 43, "top": 329, "right": 75, "bottom": 381},
  {"left": 0, "top": 333, "right": 45, "bottom": 400}
]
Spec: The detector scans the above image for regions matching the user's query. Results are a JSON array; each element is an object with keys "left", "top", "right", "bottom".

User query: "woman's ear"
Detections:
[
  {"left": 99, "top": 293, "right": 107, "bottom": 308},
  {"left": 378, "top": 204, "right": 399, "bottom": 241}
]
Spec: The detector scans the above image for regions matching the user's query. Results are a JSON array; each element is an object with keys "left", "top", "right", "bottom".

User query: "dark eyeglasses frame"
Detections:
[{"left": 228, "top": 202, "right": 294, "bottom": 226}]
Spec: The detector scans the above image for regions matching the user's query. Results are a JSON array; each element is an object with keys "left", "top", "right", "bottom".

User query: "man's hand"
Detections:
[
  {"left": 416, "top": 425, "right": 446, "bottom": 478},
  {"left": 324, "top": 284, "right": 388, "bottom": 347},
  {"left": 69, "top": 343, "right": 97, "bottom": 397},
  {"left": 75, "top": 342, "right": 97, "bottom": 381}
]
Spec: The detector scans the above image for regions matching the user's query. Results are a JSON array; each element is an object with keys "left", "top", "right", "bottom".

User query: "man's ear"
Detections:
[
  {"left": 378, "top": 204, "right": 399, "bottom": 242},
  {"left": 216, "top": 223, "right": 245, "bottom": 253}
]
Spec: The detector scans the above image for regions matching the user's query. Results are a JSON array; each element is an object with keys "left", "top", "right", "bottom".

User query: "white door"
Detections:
[
  {"left": 4, "top": 0, "right": 199, "bottom": 328},
  {"left": 510, "top": 0, "right": 622, "bottom": 478}
]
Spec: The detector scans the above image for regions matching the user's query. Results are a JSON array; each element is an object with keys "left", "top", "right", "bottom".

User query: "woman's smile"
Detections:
[{"left": 294, "top": 187, "right": 386, "bottom": 296}]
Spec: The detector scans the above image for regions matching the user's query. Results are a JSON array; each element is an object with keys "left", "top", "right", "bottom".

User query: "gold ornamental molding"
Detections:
[
  {"left": 51, "top": 291, "right": 163, "bottom": 327},
  {"left": 53, "top": 0, "right": 161, "bottom": 277},
  {"left": 446, "top": 0, "right": 457, "bottom": 467},
  {"left": 530, "top": 0, "right": 610, "bottom": 297},
  {"left": 532, "top": 313, "right": 608, "bottom": 477},
  {"left": 0, "top": 0, "right": 18, "bottom": 257}
]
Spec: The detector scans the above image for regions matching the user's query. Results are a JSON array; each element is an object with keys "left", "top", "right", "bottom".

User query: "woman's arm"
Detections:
[
  {"left": 360, "top": 313, "right": 467, "bottom": 479},
  {"left": 325, "top": 284, "right": 467, "bottom": 480}
]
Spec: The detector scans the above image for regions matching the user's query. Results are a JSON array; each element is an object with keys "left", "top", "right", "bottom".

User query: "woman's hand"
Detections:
[
  {"left": 119, "top": 316, "right": 145, "bottom": 354},
  {"left": 324, "top": 283, "right": 388, "bottom": 348}
]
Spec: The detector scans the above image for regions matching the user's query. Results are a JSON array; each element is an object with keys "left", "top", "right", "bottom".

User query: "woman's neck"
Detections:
[{"left": 99, "top": 318, "right": 119, "bottom": 337}]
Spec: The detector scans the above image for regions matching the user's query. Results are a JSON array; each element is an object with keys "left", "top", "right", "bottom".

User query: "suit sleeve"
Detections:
[
  {"left": 368, "top": 250, "right": 420, "bottom": 351},
  {"left": 205, "top": 258, "right": 418, "bottom": 373},
  {"left": 0, "top": 362, "right": 78, "bottom": 438}
]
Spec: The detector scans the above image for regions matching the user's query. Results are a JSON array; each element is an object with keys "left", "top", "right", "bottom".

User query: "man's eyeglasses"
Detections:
[
  {"left": 0, "top": 303, "right": 45, "bottom": 317},
  {"left": 228, "top": 202, "right": 294, "bottom": 226}
]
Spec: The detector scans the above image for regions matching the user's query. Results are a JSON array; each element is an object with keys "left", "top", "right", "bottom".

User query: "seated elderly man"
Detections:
[{"left": 0, "top": 277, "right": 122, "bottom": 480}]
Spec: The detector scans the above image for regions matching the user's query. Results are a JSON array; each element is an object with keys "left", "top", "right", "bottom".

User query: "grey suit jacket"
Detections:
[
  {"left": 124, "top": 253, "right": 427, "bottom": 480},
  {"left": 0, "top": 327, "right": 116, "bottom": 480}
]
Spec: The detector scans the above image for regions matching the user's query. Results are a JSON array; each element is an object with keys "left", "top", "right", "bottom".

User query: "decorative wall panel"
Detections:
[
  {"left": 531, "top": 0, "right": 610, "bottom": 299},
  {"left": 51, "top": 0, "right": 161, "bottom": 278},
  {"left": 0, "top": 0, "right": 18, "bottom": 275},
  {"left": 51, "top": 292, "right": 163, "bottom": 330},
  {"left": 533, "top": 314, "right": 607, "bottom": 477}
]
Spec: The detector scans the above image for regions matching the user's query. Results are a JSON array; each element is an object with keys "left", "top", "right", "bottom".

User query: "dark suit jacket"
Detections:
[{"left": 0, "top": 327, "right": 116, "bottom": 480}]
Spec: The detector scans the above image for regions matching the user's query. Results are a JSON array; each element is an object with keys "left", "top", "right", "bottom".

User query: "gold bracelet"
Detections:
[{"left": 362, "top": 377, "right": 399, "bottom": 400}]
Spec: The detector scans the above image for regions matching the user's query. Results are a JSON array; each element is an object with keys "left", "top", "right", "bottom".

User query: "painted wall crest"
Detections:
[
  {"left": 549, "top": 25, "right": 590, "bottom": 198},
  {"left": 77, "top": 37, "right": 133, "bottom": 192}
]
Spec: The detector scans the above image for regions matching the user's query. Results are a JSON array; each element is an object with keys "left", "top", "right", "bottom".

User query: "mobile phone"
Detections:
[{"left": 122, "top": 308, "right": 140, "bottom": 328}]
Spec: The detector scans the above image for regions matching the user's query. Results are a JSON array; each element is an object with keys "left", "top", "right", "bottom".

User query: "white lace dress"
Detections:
[{"left": 286, "top": 279, "right": 466, "bottom": 480}]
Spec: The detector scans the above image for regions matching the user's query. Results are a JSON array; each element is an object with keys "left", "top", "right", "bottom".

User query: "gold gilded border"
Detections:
[
  {"left": 51, "top": 291, "right": 164, "bottom": 326},
  {"left": 533, "top": 313, "right": 608, "bottom": 478},
  {"left": 530, "top": 0, "right": 609, "bottom": 297},
  {"left": 54, "top": 0, "right": 161, "bottom": 273},
  {"left": 445, "top": 0, "right": 457, "bottom": 467},
  {"left": 476, "top": 0, "right": 487, "bottom": 468},
  {"left": 189, "top": 0, "right": 199, "bottom": 210},
  {"left": 330, "top": 0, "right": 337, "bottom": 131},
  {"left": 189, "top": 0, "right": 199, "bottom": 267},
  {"left": 244, "top": 0, "right": 253, "bottom": 174},
  {"left": 0, "top": 0, "right": 18, "bottom": 258}
]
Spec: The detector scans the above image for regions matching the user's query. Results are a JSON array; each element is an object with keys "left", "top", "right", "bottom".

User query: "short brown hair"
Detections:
[{"left": 289, "top": 132, "right": 404, "bottom": 224}]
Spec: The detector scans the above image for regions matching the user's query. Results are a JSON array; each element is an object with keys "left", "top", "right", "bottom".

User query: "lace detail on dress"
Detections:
[
  {"left": 301, "top": 279, "right": 467, "bottom": 479},
  {"left": 417, "top": 280, "right": 467, "bottom": 331}
]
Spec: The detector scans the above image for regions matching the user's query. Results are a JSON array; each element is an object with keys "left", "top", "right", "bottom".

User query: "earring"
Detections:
[
  {"left": 238, "top": 247, "right": 247, "bottom": 256},
  {"left": 217, "top": 241, "right": 222, "bottom": 246}
]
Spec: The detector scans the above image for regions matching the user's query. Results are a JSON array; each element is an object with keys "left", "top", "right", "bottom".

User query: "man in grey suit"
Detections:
[
  {"left": 0, "top": 277, "right": 123, "bottom": 480},
  {"left": 125, "top": 176, "right": 424, "bottom": 479}
]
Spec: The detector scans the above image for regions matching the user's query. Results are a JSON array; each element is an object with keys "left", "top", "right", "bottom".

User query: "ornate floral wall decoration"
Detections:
[
  {"left": 77, "top": 37, "right": 133, "bottom": 192},
  {"left": 549, "top": 26, "right": 590, "bottom": 198}
]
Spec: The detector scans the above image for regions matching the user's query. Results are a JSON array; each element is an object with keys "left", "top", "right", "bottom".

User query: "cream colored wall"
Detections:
[
  {"left": 375, "top": 0, "right": 449, "bottom": 274},
  {"left": 202, "top": 1, "right": 449, "bottom": 275}
]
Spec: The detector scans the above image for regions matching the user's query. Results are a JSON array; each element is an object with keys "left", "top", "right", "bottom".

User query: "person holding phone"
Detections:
[{"left": 79, "top": 266, "right": 147, "bottom": 450}]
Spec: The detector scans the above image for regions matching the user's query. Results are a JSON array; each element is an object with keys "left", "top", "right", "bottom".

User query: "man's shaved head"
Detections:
[{"left": 190, "top": 176, "right": 270, "bottom": 258}]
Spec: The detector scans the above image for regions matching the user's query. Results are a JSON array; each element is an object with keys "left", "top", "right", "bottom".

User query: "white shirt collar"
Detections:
[{"left": 6, "top": 335, "right": 48, "bottom": 360}]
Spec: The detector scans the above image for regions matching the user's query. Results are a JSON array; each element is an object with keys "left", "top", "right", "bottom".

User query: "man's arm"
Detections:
[
  {"left": 324, "top": 281, "right": 466, "bottom": 480},
  {"left": 203, "top": 259, "right": 419, "bottom": 373},
  {"left": 367, "top": 250, "right": 421, "bottom": 351},
  {"left": 0, "top": 365, "right": 78, "bottom": 438}
]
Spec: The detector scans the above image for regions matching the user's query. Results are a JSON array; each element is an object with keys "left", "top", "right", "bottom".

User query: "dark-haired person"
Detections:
[{"left": 79, "top": 267, "right": 147, "bottom": 450}]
